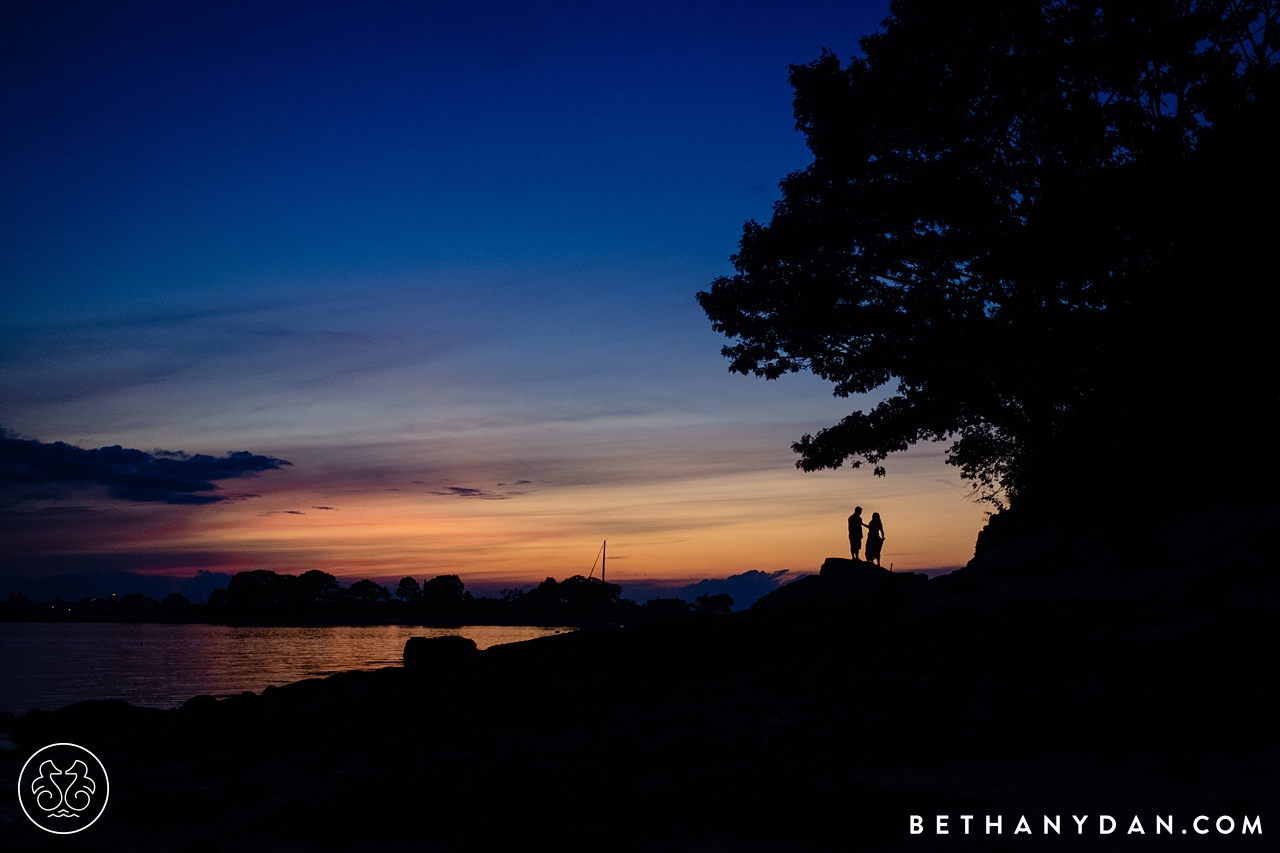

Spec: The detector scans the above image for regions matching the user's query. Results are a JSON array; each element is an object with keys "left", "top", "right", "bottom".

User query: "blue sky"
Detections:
[
  {"left": 4, "top": 1, "right": 889, "bottom": 317},
  {"left": 1, "top": 1, "right": 989, "bottom": 587}
]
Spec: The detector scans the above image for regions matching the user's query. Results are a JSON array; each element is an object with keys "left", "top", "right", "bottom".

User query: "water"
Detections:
[{"left": 0, "top": 623, "right": 570, "bottom": 715}]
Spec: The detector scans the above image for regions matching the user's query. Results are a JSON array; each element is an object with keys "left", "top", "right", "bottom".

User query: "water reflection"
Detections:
[{"left": 0, "top": 623, "right": 569, "bottom": 715}]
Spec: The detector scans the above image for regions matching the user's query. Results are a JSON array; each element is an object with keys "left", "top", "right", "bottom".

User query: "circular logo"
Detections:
[{"left": 17, "top": 743, "right": 110, "bottom": 835}]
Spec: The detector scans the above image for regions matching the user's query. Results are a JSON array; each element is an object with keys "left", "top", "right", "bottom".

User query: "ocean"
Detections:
[{"left": 0, "top": 622, "right": 568, "bottom": 716}]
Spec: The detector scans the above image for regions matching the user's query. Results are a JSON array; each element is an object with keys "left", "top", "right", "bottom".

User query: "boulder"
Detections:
[
  {"left": 403, "top": 635, "right": 479, "bottom": 670},
  {"left": 819, "top": 558, "right": 924, "bottom": 585}
]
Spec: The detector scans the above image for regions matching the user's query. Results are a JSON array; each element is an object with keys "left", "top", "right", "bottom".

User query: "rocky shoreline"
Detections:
[{"left": 2, "top": 527, "right": 1277, "bottom": 851}]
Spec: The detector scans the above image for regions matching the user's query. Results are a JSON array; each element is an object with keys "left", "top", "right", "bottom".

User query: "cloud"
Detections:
[
  {"left": 430, "top": 486, "right": 518, "bottom": 500},
  {"left": 679, "top": 569, "right": 796, "bottom": 609},
  {"left": 0, "top": 433, "right": 290, "bottom": 505},
  {"left": 0, "top": 505, "right": 95, "bottom": 516},
  {"left": 620, "top": 570, "right": 798, "bottom": 611}
]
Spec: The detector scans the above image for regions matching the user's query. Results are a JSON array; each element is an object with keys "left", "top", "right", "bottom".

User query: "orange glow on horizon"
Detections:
[{"left": 99, "top": 443, "right": 988, "bottom": 587}]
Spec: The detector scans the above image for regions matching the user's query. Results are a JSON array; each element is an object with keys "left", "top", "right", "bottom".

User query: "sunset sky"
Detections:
[{"left": 1, "top": 0, "right": 989, "bottom": 592}]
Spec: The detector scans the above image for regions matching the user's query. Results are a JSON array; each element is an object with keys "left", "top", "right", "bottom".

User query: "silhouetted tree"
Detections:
[
  {"left": 639, "top": 597, "right": 691, "bottom": 619},
  {"left": 396, "top": 576, "right": 422, "bottom": 602},
  {"left": 117, "top": 592, "right": 158, "bottom": 611},
  {"left": 225, "top": 570, "right": 284, "bottom": 607},
  {"left": 698, "top": 0, "right": 1278, "bottom": 507},
  {"left": 161, "top": 592, "right": 191, "bottom": 607},
  {"left": 421, "top": 575, "right": 468, "bottom": 613},
  {"left": 221, "top": 569, "right": 342, "bottom": 608},
  {"left": 295, "top": 570, "right": 341, "bottom": 604},
  {"left": 518, "top": 575, "right": 622, "bottom": 622},
  {"left": 346, "top": 579, "right": 392, "bottom": 603},
  {"left": 695, "top": 593, "right": 734, "bottom": 615}
]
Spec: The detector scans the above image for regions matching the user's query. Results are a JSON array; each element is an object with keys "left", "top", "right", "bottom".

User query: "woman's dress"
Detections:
[{"left": 865, "top": 522, "right": 885, "bottom": 562}]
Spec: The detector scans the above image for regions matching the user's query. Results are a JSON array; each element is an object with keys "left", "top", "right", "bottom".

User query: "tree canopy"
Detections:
[{"left": 698, "top": 0, "right": 1277, "bottom": 507}]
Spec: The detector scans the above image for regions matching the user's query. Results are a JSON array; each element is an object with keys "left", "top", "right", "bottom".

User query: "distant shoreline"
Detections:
[{"left": 0, "top": 607, "right": 590, "bottom": 629}]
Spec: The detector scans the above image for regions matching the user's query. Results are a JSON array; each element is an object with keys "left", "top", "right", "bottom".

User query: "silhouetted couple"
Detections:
[{"left": 848, "top": 506, "right": 886, "bottom": 566}]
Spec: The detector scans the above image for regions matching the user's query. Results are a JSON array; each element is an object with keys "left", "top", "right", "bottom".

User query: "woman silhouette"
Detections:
[{"left": 865, "top": 512, "right": 886, "bottom": 566}]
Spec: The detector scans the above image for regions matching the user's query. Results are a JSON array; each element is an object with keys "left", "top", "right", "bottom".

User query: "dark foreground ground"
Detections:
[{"left": 2, "top": 508, "right": 1278, "bottom": 851}]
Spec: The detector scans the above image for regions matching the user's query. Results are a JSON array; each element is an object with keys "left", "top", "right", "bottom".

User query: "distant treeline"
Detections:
[{"left": 1, "top": 569, "right": 735, "bottom": 626}]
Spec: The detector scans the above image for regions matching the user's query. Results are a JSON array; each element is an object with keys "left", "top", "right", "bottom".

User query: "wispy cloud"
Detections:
[
  {"left": 0, "top": 431, "right": 289, "bottom": 505},
  {"left": 429, "top": 485, "right": 523, "bottom": 500}
]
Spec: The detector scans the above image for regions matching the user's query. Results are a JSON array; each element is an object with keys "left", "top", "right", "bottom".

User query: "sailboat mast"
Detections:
[{"left": 602, "top": 540, "right": 606, "bottom": 582}]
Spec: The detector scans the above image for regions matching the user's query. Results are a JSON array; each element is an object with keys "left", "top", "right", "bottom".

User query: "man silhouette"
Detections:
[{"left": 848, "top": 506, "right": 867, "bottom": 560}]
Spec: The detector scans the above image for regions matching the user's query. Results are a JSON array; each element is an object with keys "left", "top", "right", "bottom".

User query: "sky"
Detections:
[{"left": 1, "top": 0, "right": 990, "bottom": 593}]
